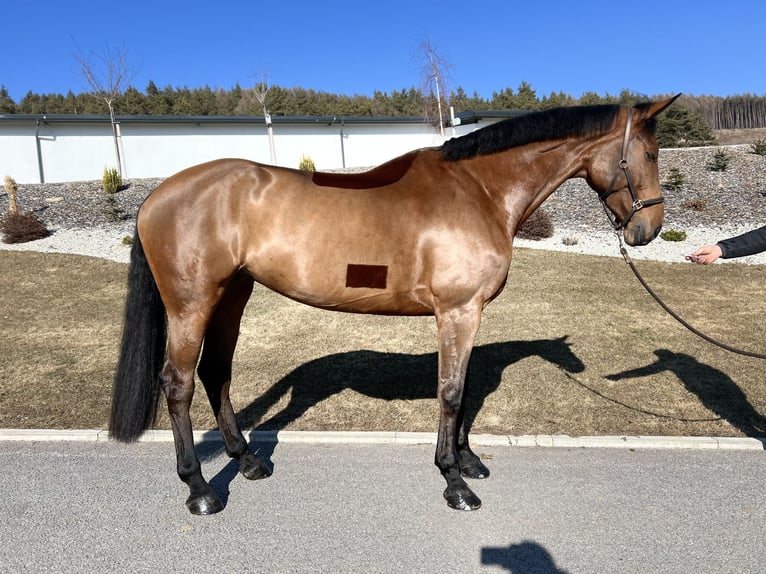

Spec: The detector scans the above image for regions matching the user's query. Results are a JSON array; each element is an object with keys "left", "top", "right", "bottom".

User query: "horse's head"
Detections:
[{"left": 585, "top": 95, "right": 679, "bottom": 246}]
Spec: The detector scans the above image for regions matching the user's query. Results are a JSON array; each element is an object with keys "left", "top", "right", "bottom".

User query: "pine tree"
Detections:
[
  {"left": 656, "top": 103, "right": 715, "bottom": 147},
  {"left": 0, "top": 86, "right": 16, "bottom": 113}
]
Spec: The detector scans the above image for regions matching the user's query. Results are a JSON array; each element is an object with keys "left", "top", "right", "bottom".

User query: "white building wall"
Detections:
[
  {"left": 40, "top": 123, "right": 116, "bottom": 183},
  {"left": 0, "top": 116, "right": 451, "bottom": 183},
  {"left": 0, "top": 123, "right": 38, "bottom": 183},
  {"left": 119, "top": 122, "right": 272, "bottom": 178}
]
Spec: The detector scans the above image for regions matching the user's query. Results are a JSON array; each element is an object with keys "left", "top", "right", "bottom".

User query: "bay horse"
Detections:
[{"left": 110, "top": 96, "right": 678, "bottom": 514}]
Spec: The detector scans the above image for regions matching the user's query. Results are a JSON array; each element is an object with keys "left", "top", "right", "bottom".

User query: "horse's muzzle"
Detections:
[{"left": 624, "top": 221, "right": 662, "bottom": 246}]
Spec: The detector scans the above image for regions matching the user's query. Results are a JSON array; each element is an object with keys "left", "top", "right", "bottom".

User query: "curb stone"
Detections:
[{"left": 0, "top": 429, "right": 762, "bottom": 450}]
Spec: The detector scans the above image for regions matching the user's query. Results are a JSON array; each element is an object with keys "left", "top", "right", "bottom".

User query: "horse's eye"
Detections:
[{"left": 645, "top": 151, "right": 658, "bottom": 162}]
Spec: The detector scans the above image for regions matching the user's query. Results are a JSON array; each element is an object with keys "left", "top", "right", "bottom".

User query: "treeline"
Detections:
[
  {"left": 1, "top": 81, "right": 763, "bottom": 134},
  {"left": 0, "top": 80, "right": 758, "bottom": 123},
  {"left": 683, "top": 95, "right": 766, "bottom": 129},
  {"left": 0, "top": 80, "right": 586, "bottom": 117}
]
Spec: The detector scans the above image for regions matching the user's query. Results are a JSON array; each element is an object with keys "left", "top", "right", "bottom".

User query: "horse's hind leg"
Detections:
[
  {"left": 457, "top": 416, "right": 490, "bottom": 479},
  {"left": 161, "top": 314, "right": 223, "bottom": 515},
  {"left": 197, "top": 272, "right": 270, "bottom": 481}
]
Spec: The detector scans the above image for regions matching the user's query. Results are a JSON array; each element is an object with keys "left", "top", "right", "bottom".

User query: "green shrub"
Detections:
[
  {"left": 664, "top": 166, "right": 685, "bottom": 191},
  {"left": 660, "top": 229, "right": 687, "bottom": 242},
  {"left": 298, "top": 155, "right": 316, "bottom": 171},
  {"left": 102, "top": 166, "right": 122, "bottom": 193},
  {"left": 517, "top": 208, "right": 554, "bottom": 240},
  {"left": 706, "top": 148, "right": 730, "bottom": 172},
  {"left": 750, "top": 138, "right": 766, "bottom": 156}
]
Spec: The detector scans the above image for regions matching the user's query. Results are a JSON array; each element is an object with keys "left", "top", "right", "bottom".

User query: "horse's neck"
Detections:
[{"left": 472, "top": 138, "right": 596, "bottom": 233}]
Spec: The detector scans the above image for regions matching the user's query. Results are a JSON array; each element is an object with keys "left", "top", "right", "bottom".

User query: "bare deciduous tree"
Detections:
[
  {"left": 418, "top": 38, "right": 452, "bottom": 137},
  {"left": 76, "top": 44, "right": 134, "bottom": 176},
  {"left": 252, "top": 71, "right": 277, "bottom": 164}
]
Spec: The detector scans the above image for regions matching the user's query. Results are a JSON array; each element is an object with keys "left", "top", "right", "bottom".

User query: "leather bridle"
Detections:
[{"left": 598, "top": 107, "right": 665, "bottom": 230}]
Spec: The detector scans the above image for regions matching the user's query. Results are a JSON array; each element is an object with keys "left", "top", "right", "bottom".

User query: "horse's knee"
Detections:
[{"left": 438, "top": 381, "right": 462, "bottom": 415}]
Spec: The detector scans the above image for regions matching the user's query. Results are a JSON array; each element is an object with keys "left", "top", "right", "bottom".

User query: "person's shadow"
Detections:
[
  {"left": 606, "top": 349, "right": 766, "bottom": 437},
  {"left": 235, "top": 336, "right": 585, "bottom": 434},
  {"left": 481, "top": 541, "right": 570, "bottom": 573}
]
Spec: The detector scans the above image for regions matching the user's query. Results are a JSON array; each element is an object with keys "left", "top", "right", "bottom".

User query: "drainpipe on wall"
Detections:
[
  {"left": 35, "top": 117, "right": 45, "bottom": 183},
  {"left": 265, "top": 113, "right": 277, "bottom": 165},
  {"left": 339, "top": 117, "right": 346, "bottom": 169},
  {"left": 115, "top": 122, "right": 127, "bottom": 178}
]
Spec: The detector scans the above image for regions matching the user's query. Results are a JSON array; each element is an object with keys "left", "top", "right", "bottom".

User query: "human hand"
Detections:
[{"left": 685, "top": 244, "right": 723, "bottom": 265}]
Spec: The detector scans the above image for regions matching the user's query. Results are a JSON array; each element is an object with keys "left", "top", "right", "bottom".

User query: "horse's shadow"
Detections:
[
  {"left": 235, "top": 336, "right": 585, "bottom": 433},
  {"left": 606, "top": 348, "right": 766, "bottom": 438},
  {"left": 197, "top": 336, "right": 583, "bottom": 508}
]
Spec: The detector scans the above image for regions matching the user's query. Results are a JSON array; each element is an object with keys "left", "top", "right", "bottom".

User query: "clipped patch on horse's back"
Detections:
[
  {"left": 346, "top": 264, "right": 388, "bottom": 289},
  {"left": 312, "top": 152, "right": 416, "bottom": 189}
]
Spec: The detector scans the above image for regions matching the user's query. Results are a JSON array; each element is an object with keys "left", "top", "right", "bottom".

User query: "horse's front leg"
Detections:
[{"left": 434, "top": 303, "right": 483, "bottom": 511}]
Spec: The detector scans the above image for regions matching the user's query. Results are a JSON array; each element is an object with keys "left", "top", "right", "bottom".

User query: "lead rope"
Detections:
[{"left": 616, "top": 232, "right": 766, "bottom": 360}]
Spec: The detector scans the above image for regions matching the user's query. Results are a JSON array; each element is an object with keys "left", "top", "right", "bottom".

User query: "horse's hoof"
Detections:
[
  {"left": 461, "top": 461, "right": 490, "bottom": 479},
  {"left": 240, "top": 453, "right": 271, "bottom": 481},
  {"left": 444, "top": 487, "right": 482, "bottom": 511},
  {"left": 186, "top": 492, "right": 224, "bottom": 515}
]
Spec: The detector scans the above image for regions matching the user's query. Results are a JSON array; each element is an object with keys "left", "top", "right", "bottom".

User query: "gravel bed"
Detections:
[{"left": 1, "top": 146, "right": 765, "bottom": 265}]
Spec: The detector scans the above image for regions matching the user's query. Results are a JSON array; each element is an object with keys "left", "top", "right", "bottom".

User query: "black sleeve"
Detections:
[{"left": 717, "top": 225, "right": 766, "bottom": 259}]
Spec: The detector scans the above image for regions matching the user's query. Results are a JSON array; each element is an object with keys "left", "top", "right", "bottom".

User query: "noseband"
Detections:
[{"left": 598, "top": 107, "right": 664, "bottom": 230}]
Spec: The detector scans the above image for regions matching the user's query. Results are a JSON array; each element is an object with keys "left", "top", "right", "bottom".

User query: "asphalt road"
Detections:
[{"left": 1, "top": 439, "right": 764, "bottom": 574}]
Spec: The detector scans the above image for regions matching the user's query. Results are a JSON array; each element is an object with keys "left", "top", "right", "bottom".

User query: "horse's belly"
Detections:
[
  {"left": 249, "top": 264, "right": 434, "bottom": 316},
  {"left": 312, "top": 291, "right": 434, "bottom": 316}
]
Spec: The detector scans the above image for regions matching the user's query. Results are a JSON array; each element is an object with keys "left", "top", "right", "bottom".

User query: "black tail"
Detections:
[{"left": 109, "top": 231, "right": 167, "bottom": 442}]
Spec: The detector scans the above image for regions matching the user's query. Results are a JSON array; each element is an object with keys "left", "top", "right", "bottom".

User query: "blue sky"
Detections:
[{"left": 3, "top": 0, "right": 764, "bottom": 104}]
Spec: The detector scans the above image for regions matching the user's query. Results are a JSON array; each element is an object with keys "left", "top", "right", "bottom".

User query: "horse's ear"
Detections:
[{"left": 638, "top": 94, "right": 681, "bottom": 119}]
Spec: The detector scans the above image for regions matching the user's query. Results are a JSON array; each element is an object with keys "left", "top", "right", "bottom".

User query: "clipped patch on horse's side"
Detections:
[{"left": 346, "top": 264, "right": 388, "bottom": 289}]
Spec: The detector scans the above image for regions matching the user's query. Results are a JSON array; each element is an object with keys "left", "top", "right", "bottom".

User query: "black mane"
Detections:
[{"left": 441, "top": 104, "right": 622, "bottom": 161}]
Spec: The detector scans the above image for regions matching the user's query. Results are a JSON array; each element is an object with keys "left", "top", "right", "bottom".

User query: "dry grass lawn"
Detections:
[{"left": 1, "top": 248, "right": 764, "bottom": 437}]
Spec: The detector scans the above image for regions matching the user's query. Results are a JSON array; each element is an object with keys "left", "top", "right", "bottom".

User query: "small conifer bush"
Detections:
[
  {"left": 102, "top": 166, "right": 122, "bottom": 193},
  {"left": 750, "top": 138, "right": 766, "bottom": 156},
  {"left": 664, "top": 167, "right": 685, "bottom": 191},
  {"left": 706, "top": 148, "right": 730, "bottom": 172},
  {"left": 298, "top": 155, "right": 316, "bottom": 171}
]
